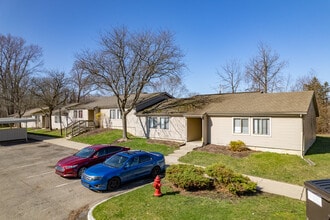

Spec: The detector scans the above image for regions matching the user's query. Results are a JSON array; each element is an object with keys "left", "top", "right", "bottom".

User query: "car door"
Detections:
[
  {"left": 90, "top": 148, "right": 107, "bottom": 166},
  {"left": 120, "top": 156, "right": 140, "bottom": 182},
  {"left": 137, "top": 155, "right": 153, "bottom": 177}
]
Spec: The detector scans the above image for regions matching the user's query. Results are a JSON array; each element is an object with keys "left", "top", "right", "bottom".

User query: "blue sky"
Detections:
[{"left": 1, "top": 0, "right": 329, "bottom": 94}]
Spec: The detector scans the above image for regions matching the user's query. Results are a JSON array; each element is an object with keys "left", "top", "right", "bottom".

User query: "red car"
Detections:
[{"left": 55, "top": 145, "right": 130, "bottom": 178}]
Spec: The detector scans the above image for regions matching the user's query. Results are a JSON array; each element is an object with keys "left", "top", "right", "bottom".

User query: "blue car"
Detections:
[{"left": 81, "top": 150, "right": 165, "bottom": 191}]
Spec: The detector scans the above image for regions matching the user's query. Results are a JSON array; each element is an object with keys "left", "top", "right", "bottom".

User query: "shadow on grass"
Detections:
[
  {"left": 162, "top": 191, "right": 180, "bottom": 196},
  {"left": 305, "top": 135, "right": 330, "bottom": 155}
]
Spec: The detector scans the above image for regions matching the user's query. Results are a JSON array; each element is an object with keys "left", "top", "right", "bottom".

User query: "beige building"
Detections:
[{"left": 137, "top": 91, "right": 318, "bottom": 156}]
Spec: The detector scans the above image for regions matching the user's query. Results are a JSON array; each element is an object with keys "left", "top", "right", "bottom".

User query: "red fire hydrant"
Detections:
[{"left": 153, "top": 175, "right": 162, "bottom": 197}]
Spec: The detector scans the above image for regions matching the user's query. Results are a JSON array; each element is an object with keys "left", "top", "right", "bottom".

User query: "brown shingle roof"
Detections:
[
  {"left": 138, "top": 91, "right": 318, "bottom": 117},
  {"left": 68, "top": 93, "right": 171, "bottom": 110}
]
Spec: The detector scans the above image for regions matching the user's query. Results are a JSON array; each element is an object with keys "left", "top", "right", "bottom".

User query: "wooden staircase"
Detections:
[{"left": 65, "top": 120, "right": 95, "bottom": 137}]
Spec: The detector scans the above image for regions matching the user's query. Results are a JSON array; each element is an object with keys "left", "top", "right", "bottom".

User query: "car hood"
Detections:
[
  {"left": 56, "top": 155, "right": 88, "bottom": 166},
  {"left": 84, "top": 163, "right": 117, "bottom": 176}
]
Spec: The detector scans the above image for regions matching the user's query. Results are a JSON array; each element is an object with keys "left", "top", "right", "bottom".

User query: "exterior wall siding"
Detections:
[
  {"left": 208, "top": 116, "right": 303, "bottom": 155},
  {"left": 100, "top": 108, "right": 186, "bottom": 142},
  {"left": 303, "top": 102, "right": 317, "bottom": 154},
  {"left": 135, "top": 115, "right": 186, "bottom": 142}
]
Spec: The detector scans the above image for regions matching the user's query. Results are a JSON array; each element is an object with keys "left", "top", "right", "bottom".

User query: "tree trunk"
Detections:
[{"left": 122, "top": 112, "right": 128, "bottom": 140}]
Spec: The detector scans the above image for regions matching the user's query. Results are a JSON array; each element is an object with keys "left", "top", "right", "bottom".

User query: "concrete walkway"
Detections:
[{"left": 27, "top": 134, "right": 306, "bottom": 201}]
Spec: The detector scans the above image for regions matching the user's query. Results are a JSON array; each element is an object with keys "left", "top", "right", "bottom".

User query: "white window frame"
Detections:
[
  {"left": 110, "top": 109, "right": 122, "bottom": 120},
  {"left": 233, "top": 118, "right": 249, "bottom": 134},
  {"left": 55, "top": 115, "right": 60, "bottom": 123},
  {"left": 160, "top": 117, "right": 169, "bottom": 129},
  {"left": 117, "top": 109, "right": 122, "bottom": 119},
  {"left": 73, "top": 110, "right": 78, "bottom": 119},
  {"left": 78, "top": 110, "right": 83, "bottom": 118},
  {"left": 148, "top": 117, "right": 158, "bottom": 129},
  {"left": 253, "top": 118, "right": 271, "bottom": 136}
]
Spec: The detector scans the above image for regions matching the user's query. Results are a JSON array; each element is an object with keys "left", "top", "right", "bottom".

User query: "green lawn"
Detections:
[
  {"left": 28, "top": 128, "right": 178, "bottom": 156},
  {"left": 27, "top": 128, "right": 65, "bottom": 138},
  {"left": 179, "top": 135, "right": 330, "bottom": 186},
  {"left": 93, "top": 183, "right": 305, "bottom": 220}
]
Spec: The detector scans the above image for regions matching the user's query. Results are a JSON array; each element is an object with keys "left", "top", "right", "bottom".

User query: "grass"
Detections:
[
  {"left": 71, "top": 129, "right": 178, "bottom": 156},
  {"left": 28, "top": 128, "right": 177, "bottom": 156},
  {"left": 179, "top": 135, "right": 330, "bottom": 186},
  {"left": 27, "top": 128, "right": 65, "bottom": 138},
  {"left": 93, "top": 183, "right": 305, "bottom": 220}
]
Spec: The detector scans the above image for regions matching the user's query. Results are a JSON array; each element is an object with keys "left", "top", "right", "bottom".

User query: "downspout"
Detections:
[
  {"left": 300, "top": 114, "right": 305, "bottom": 158},
  {"left": 202, "top": 113, "right": 207, "bottom": 146}
]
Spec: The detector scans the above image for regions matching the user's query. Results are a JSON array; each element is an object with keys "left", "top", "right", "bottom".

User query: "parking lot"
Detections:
[{"left": 0, "top": 140, "right": 151, "bottom": 220}]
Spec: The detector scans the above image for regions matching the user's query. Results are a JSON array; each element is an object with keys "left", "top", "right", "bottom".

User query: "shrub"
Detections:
[
  {"left": 166, "top": 164, "right": 213, "bottom": 191},
  {"left": 205, "top": 163, "right": 235, "bottom": 185},
  {"left": 166, "top": 163, "right": 257, "bottom": 196},
  {"left": 205, "top": 163, "right": 257, "bottom": 195},
  {"left": 227, "top": 174, "right": 257, "bottom": 195},
  {"left": 228, "top": 140, "right": 248, "bottom": 152}
]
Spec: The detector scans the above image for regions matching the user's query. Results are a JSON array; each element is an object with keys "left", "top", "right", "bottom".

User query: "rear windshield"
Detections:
[
  {"left": 104, "top": 154, "right": 128, "bottom": 168},
  {"left": 74, "top": 147, "right": 95, "bottom": 158}
]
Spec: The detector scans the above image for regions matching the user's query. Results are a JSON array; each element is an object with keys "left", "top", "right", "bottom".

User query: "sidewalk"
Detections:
[{"left": 28, "top": 134, "right": 306, "bottom": 201}]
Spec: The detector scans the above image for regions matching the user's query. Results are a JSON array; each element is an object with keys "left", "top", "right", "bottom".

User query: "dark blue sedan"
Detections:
[{"left": 81, "top": 150, "right": 165, "bottom": 191}]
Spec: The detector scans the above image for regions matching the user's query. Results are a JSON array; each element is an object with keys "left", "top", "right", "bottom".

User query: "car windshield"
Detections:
[
  {"left": 104, "top": 154, "right": 128, "bottom": 168},
  {"left": 74, "top": 147, "right": 95, "bottom": 158}
]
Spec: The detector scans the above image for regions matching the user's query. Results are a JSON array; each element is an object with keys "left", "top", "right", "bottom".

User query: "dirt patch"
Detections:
[
  {"left": 79, "top": 128, "right": 112, "bottom": 136},
  {"left": 195, "top": 144, "right": 255, "bottom": 158},
  {"left": 68, "top": 204, "right": 89, "bottom": 220}
]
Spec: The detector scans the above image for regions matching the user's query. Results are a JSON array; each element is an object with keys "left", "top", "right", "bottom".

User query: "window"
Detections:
[
  {"left": 233, "top": 118, "right": 249, "bottom": 134},
  {"left": 253, "top": 118, "right": 270, "bottom": 135},
  {"left": 117, "top": 110, "right": 122, "bottom": 119},
  {"left": 78, "top": 110, "right": 83, "bottom": 118},
  {"left": 110, "top": 109, "right": 122, "bottom": 119},
  {"left": 55, "top": 116, "right": 60, "bottom": 123},
  {"left": 149, "top": 117, "right": 158, "bottom": 129},
  {"left": 160, "top": 117, "right": 169, "bottom": 129},
  {"left": 74, "top": 110, "right": 83, "bottom": 118},
  {"left": 110, "top": 109, "right": 116, "bottom": 119},
  {"left": 139, "top": 155, "right": 152, "bottom": 163}
]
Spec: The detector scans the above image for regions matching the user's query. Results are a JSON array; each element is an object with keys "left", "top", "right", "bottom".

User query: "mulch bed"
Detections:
[{"left": 195, "top": 144, "right": 255, "bottom": 158}]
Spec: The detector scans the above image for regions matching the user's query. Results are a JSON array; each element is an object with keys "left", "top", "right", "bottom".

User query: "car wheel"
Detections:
[
  {"left": 107, "top": 177, "right": 121, "bottom": 191},
  {"left": 151, "top": 166, "right": 161, "bottom": 178},
  {"left": 78, "top": 167, "right": 86, "bottom": 178}
]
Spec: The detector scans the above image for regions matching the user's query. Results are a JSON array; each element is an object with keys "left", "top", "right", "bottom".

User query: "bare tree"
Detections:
[
  {"left": 245, "top": 42, "right": 287, "bottom": 93},
  {"left": 217, "top": 59, "right": 242, "bottom": 93},
  {"left": 0, "top": 34, "right": 43, "bottom": 117},
  {"left": 68, "top": 61, "right": 97, "bottom": 103},
  {"left": 76, "top": 26, "right": 184, "bottom": 139},
  {"left": 145, "top": 75, "right": 189, "bottom": 98},
  {"left": 30, "top": 70, "right": 69, "bottom": 130},
  {"left": 290, "top": 70, "right": 316, "bottom": 92}
]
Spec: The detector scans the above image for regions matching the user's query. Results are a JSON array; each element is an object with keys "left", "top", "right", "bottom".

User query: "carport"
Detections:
[{"left": 0, "top": 117, "right": 36, "bottom": 141}]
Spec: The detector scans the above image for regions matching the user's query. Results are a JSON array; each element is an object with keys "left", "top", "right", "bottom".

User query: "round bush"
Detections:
[{"left": 166, "top": 164, "right": 213, "bottom": 191}]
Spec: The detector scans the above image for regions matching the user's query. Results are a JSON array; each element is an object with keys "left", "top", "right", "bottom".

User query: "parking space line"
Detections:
[
  {"left": 17, "top": 161, "right": 44, "bottom": 168},
  {"left": 55, "top": 180, "right": 80, "bottom": 188},
  {"left": 26, "top": 171, "right": 54, "bottom": 179}
]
